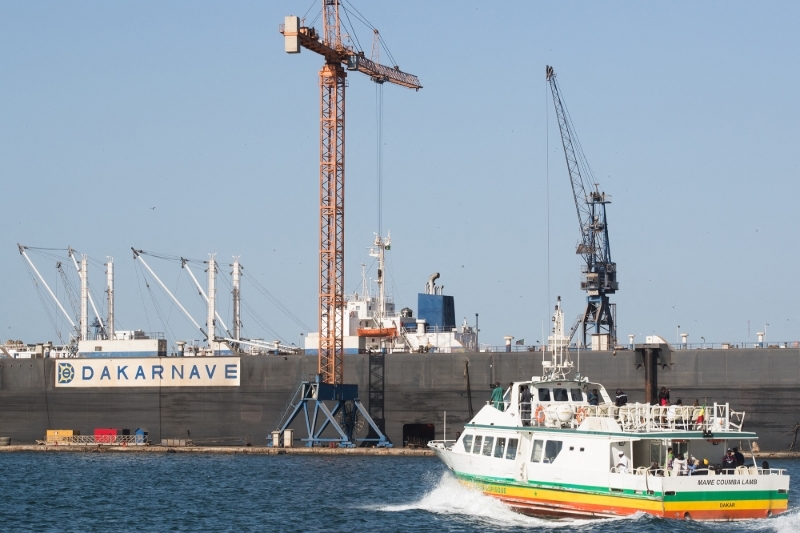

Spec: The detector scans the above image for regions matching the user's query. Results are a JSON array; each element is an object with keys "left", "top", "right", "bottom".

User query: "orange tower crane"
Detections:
[{"left": 281, "top": 2, "right": 421, "bottom": 385}]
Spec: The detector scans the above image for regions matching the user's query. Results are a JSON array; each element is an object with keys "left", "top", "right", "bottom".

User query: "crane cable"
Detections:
[
  {"left": 376, "top": 81, "right": 383, "bottom": 238},
  {"left": 545, "top": 72, "right": 551, "bottom": 315}
]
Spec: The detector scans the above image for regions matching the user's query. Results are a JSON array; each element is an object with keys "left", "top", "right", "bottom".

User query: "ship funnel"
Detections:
[{"left": 426, "top": 272, "right": 440, "bottom": 295}]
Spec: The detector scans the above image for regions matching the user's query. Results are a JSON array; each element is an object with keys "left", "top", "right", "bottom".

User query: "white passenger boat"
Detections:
[{"left": 429, "top": 302, "right": 790, "bottom": 520}]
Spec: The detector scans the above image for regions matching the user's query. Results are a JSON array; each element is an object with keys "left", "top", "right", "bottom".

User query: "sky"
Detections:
[{"left": 1, "top": 1, "right": 799, "bottom": 350}]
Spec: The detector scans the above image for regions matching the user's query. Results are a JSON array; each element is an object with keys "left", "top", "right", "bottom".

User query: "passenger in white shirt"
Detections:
[
  {"left": 666, "top": 402, "right": 677, "bottom": 427},
  {"left": 672, "top": 454, "right": 688, "bottom": 476},
  {"left": 616, "top": 452, "right": 629, "bottom": 474}
]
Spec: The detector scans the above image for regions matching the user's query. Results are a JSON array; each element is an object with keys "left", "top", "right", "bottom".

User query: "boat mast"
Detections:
[
  {"left": 181, "top": 257, "right": 232, "bottom": 336},
  {"left": 106, "top": 258, "right": 114, "bottom": 339},
  {"left": 80, "top": 255, "right": 89, "bottom": 341},
  {"left": 369, "top": 232, "right": 391, "bottom": 322},
  {"left": 232, "top": 257, "right": 241, "bottom": 341},
  {"left": 545, "top": 296, "right": 573, "bottom": 380},
  {"left": 69, "top": 247, "right": 106, "bottom": 337},
  {"left": 207, "top": 254, "right": 217, "bottom": 345}
]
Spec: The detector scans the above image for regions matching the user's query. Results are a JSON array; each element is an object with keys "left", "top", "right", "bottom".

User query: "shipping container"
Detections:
[{"left": 94, "top": 428, "right": 119, "bottom": 443}]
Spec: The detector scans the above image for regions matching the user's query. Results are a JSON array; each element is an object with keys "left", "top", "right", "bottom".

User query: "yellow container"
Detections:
[
  {"left": 46, "top": 429, "right": 80, "bottom": 443},
  {"left": 46, "top": 429, "right": 79, "bottom": 437}
]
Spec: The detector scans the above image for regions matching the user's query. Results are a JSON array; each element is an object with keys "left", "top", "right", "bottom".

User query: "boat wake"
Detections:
[
  {"left": 373, "top": 471, "right": 643, "bottom": 530},
  {"left": 714, "top": 507, "right": 800, "bottom": 533}
]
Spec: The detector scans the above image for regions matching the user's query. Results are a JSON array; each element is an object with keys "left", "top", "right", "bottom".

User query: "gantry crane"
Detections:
[
  {"left": 281, "top": 2, "right": 421, "bottom": 385},
  {"left": 276, "top": 1, "right": 420, "bottom": 447},
  {"left": 546, "top": 66, "right": 618, "bottom": 349}
]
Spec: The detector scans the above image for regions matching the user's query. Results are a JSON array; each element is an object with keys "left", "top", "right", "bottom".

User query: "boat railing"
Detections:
[
  {"left": 610, "top": 466, "right": 788, "bottom": 477},
  {"left": 513, "top": 401, "right": 745, "bottom": 433}
]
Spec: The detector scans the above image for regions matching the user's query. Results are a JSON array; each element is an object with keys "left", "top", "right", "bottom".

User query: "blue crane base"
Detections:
[{"left": 276, "top": 378, "right": 392, "bottom": 448}]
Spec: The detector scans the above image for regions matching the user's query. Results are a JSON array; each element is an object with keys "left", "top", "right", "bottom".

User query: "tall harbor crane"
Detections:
[
  {"left": 546, "top": 66, "right": 618, "bottom": 349},
  {"left": 277, "top": 1, "right": 420, "bottom": 447},
  {"left": 280, "top": 2, "right": 421, "bottom": 385}
]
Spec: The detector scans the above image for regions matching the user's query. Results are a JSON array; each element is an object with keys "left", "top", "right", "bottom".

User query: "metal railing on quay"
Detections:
[{"left": 45, "top": 435, "right": 147, "bottom": 445}]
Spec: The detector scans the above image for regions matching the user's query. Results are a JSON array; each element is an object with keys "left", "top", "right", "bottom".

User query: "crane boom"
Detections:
[
  {"left": 281, "top": 22, "right": 422, "bottom": 90},
  {"left": 546, "top": 66, "right": 618, "bottom": 348}
]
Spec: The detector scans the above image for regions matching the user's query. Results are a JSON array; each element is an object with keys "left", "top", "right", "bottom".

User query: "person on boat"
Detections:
[
  {"left": 614, "top": 389, "right": 627, "bottom": 407},
  {"left": 588, "top": 389, "right": 599, "bottom": 406},
  {"left": 666, "top": 400, "right": 677, "bottom": 427},
  {"left": 733, "top": 447, "right": 745, "bottom": 466},
  {"left": 649, "top": 461, "right": 663, "bottom": 476},
  {"left": 673, "top": 453, "right": 688, "bottom": 476},
  {"left": 658, "top": 386, "right": 670, "bottom": 406},
  {"left": 491, "top": 382, "right": 504, "bottom": 411},
  {"left": 667, "top": 447, "right": 674, "bottom": 470},
  {"left": 692, "top": 458, "right": 709, "bottom": 476},
  {"left": 687, "top": 458, "right": 699, "bottom": 475},
  {"left": 520, "top": 385, "right": 532, "bottom": 425},
  {"left": 722, "top": 449, "right": 736, "bottom": 470},
  {"left": 674, "top": 399, "right": 685, "bottom": 429},
  {"left": 762, "top": 460, "right": 770, "bottom": 470},
  {"left": 616, "top": 451, "right": 629, "bottom": 474}
]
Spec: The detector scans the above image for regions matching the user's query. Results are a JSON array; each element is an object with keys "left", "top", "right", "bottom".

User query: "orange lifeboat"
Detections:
[{"left": 356, "top": 327, "right": 397, "bottom": 338}]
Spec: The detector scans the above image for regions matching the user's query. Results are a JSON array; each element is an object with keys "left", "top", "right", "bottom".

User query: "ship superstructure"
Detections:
[{"left": 304, "top": 235, "right": 477, "bottom": 354}]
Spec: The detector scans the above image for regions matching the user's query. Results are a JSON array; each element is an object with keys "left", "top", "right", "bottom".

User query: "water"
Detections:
[{"left": 0, "top": 453, "right": 799, "bottom": 532}]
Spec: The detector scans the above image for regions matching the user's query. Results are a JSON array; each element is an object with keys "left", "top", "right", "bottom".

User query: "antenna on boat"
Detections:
[{"left": 543, "top": 296, "right": 574, "bottom": 380}]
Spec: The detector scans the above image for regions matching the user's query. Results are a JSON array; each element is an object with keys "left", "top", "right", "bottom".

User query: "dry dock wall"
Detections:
[{"left": 0, "top": 349, "right": 798, "bottom": 450}]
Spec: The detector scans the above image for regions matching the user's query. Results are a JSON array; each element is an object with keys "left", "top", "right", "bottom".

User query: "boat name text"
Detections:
[{"left": 697, "top": 479, "right": 757, "bottom": 486}]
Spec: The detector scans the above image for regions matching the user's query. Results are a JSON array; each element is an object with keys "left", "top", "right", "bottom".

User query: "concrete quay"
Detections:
[{"left": 0, "top": 444, "right": 436, "bottom": 456}]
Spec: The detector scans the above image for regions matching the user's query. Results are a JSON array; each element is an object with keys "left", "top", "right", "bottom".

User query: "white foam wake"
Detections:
[
  {"left": 716, "top": 508, "right": 800, "bottom": 533},
  {"left": 374, "top": 471, "right": 638, "bottom": 529}
]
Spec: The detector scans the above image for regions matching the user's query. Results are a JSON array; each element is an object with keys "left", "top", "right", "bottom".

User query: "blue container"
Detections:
[{"left": 135, "top": 428, "right": 149, "bottom": 444}]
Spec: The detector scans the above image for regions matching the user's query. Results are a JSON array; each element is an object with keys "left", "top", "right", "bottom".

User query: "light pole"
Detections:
[
  {"left": 765, "top": 324, "right": 769, "bottom": 346},
  {"left": 475, "top": 313, "right": 479, "bottom": 350},
  {"left": 701, "top": 336, "right": 705, "bottom": 349},
  {"left": 299, "top": 332, "right": 304, "bottom": 354},
  {"left": 677, "top": 325, "right": 680, "bottom": 346}
]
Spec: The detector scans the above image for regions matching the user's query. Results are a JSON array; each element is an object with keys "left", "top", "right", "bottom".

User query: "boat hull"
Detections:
[{"left": 455, "top": 474, "right": 788, "bottom": 520}]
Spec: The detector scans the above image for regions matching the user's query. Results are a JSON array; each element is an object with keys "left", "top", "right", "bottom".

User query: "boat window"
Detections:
[
  {"left": 553, "top": 388, "right": 569, "bottom": 402},
  {"left": 570, "top": 388, "right": 583, "bottom": 401},
  {"left": 538, "top": 388, "right": 551, "bottom": 401},
  {"left": 494, "top": 437, "right": 506, "bottom": 458},
  {"left": 506, "top": 438, "right": 519, "bottom": 460},
  {"left": 482, "top": 437, "right": 494, "bottom": 456},
  {"left": 531, "top": 439, "right": 544, "bottom": 463},
  {"left": 472, "top": 436, "right": 482, "bottom": 455},
  {"left": 462, "top": 434, "right": 473, "bottom": 453},
  {"left": 544, "top": 440, "right": 563, "bottom": 464}
]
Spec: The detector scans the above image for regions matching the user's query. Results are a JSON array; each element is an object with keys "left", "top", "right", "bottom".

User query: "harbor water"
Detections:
[{"left": 1, "top": 453, "right": 799, "bottom": 532}]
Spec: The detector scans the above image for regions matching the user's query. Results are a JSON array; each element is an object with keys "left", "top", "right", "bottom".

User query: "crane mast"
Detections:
[{"left": 546, "top": 65, "right": 618, "bottom": 349}]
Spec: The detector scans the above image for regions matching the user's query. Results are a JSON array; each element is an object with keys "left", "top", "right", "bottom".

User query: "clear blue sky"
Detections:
[{"left": 1, "top": 1, "right": 799, "bottom": 348}]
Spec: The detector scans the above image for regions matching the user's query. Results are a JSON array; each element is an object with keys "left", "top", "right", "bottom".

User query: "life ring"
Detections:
[
  {"left": 576, "top": 407, "right": 586, "bottom": 423},
  {"left": 535, "top": 405, "right": 546, "bottom": 425}
]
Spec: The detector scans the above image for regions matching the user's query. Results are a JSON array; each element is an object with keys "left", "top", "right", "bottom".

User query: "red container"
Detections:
[{"left": 94, "top": 428, "right": 120, "bottom": 444}]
